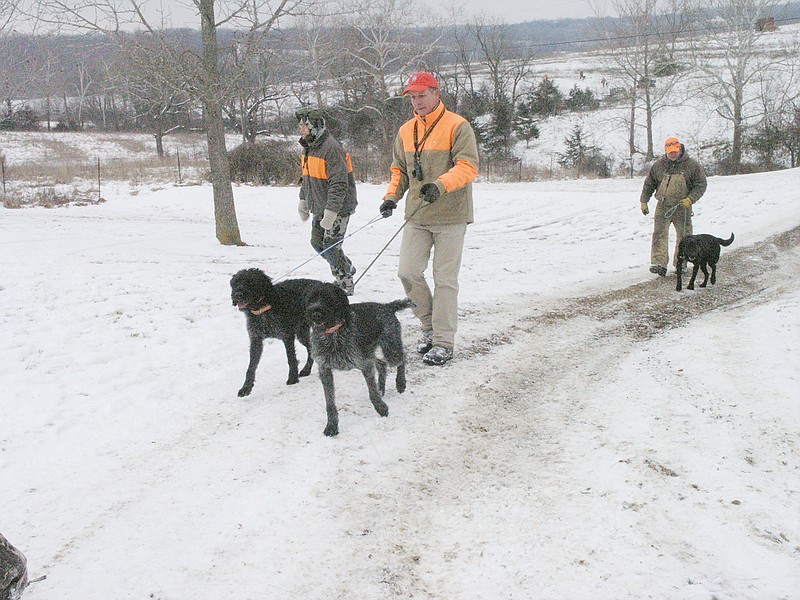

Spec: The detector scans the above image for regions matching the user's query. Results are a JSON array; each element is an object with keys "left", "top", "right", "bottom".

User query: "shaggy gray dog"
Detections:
[
  {"left": 305, "top": 282, "right": 413, "bottom": 436},
  {"left": 230, "top": 268, "right": 323, "bottom": 395}
]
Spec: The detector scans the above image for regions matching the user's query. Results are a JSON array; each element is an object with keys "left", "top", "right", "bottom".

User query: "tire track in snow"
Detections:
[{"left": 330, "top": 226, "right": 800, "bottom": 598}]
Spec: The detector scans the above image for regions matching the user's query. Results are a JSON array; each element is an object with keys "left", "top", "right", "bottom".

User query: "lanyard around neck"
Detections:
[{"left": 413, "top": 107, "right": 446, "bottom": 158}]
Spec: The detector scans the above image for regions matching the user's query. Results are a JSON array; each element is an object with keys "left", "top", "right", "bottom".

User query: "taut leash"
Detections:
[
  {"left": 354, "top": 199, "right": 429, "bottom": 286},
  {"left": 274, "top": 214, "right": 384, "bottom": 283}
]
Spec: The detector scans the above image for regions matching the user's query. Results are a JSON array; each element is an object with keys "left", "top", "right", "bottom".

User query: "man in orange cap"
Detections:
[
  {"left": 639, "top": 136, "right": 707, "bottom": 277},
  {"left": 379, "top": 72, "right": 479, "bottom": 366}
]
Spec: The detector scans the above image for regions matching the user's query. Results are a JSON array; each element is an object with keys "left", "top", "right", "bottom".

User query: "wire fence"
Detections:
[{"left": 0, "top": 150, "right": 212, "bottom": 208}]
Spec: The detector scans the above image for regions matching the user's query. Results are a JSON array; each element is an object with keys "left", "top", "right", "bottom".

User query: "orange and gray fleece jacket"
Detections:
[
  {"left": 384, "top": 102, "right": 479, "bottom": 225},
  {"left": 299, "top": 130, "right": 358, "bottom": 217}
]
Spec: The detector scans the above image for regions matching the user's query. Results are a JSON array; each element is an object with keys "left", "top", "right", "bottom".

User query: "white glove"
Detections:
[
  {"left": 320, "top": 209, "right": 337, "bottom": 231},
  {"left": 298, "top": 199, "right": 310, "bottom": 222}
]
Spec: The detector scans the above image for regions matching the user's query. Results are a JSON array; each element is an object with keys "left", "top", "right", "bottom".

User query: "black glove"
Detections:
[
  {"left": 420, "top": 183, "right": 440, "bottom": 203},
  {"left": 380, "top": 199, "right": 397, "bottom": 218}
]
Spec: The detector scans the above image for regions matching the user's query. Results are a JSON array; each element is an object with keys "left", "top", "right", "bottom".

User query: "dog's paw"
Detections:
[
  {"left": 323, "top": 423, "right": 339, "bottom": 437},
  {"left": 238, "top": 385, "right": 253, "bottom": 397},
  {"left": 374, "top": 400, "right": 389, "bottom": 417},
  {"left": 286, "top": 375, "right": 300, "bottom": 385},
  {"left": 699, "top": 282, "right": 707, "bottom": 288},
  {"left": 298, "top": 366, "right": 312, "bottom": 378},
  {"left": 396, "top": 382, "right": 406, "bottom": 394},
  {"left": 687, "top": 284, "right": 695, "bottom": 290}
]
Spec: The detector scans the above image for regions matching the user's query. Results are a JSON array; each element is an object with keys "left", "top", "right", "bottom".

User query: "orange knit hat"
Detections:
[{"left": 665, "top": 137, "right": 681, "bottom": 151}]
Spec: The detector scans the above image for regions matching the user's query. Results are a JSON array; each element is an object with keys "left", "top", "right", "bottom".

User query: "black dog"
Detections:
[
  {"left": 230, "top": 268, "right": 323, "bottom": 396},
  {"left": 676, "top": 233, "right": 734, "bottom": 291},
  {"left": 305, "top": 282, "right": 413, "bottom": 437}
]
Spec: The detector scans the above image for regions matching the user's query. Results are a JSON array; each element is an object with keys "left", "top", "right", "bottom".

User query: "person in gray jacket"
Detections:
[
  {"left": 640, "top": 136, "right": 708, "bottom": 277},
  {"left": 296, "top": 108, "right": 358, "bottom": 295}
]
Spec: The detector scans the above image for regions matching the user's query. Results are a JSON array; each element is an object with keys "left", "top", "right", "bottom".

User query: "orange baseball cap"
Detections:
[
  {"left": 403, "top": 72, "right": 439, "bottom": 95},
  {"left": 665, "top": 137, "right": 681, "bottom": 151}
]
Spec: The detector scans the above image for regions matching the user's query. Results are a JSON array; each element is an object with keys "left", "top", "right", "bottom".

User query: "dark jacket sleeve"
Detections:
[
  {"left": 323, "top": 141, "right": 349, "bottom": 214},
  {"left": 640, "top": 163, "right": 660, "bottom": 203},
  {"left": 687, "top": 160, "right": 708, "bottom": 203}
]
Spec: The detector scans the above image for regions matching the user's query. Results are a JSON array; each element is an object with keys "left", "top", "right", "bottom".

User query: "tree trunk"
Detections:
[
  {"left": 155, "top": 130, "right": 165, "bottom": 159},
  {"left": 731, "top": 89, "right": 743, "bottom": 173},
  {"left": 628, "top": 88, "right": 636, "bottom": 159},
  {"left": 200, "top": 0, "right": 243, "bottom": 246},
  {"left": 644, "top": 81, "right": 654, "bottom": 160},
  {"left": 63, "top": 94, "right": 71, "bottom": 128}
]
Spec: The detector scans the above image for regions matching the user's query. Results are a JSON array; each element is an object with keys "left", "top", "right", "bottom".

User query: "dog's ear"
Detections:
[{"left": 248, "top": 268, "right": 273, "bottom": 290}]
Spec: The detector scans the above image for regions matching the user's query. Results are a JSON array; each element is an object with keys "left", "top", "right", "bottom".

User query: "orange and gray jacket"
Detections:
[
  {"left": 640, "top": 145, "right": 707, "bottom": 206},
  {"left": 384, "top": 102, "right": 479, "bottom": 225},
  {"left": 299, "top": 130, "right": 357, "bottom": 217}
]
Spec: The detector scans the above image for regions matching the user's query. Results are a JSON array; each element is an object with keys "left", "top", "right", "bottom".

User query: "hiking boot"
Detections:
[
  {"left": 423, "top": 345, "right": 453, "bottom": 366},
  {"left": 649, "top": 265, "right": 667, "bottom": 277},
  {"left": 337, "top": 276, "right": 355, "bottom": 296},
  {"left": 416, "top": 330, "right": 433, "bottom": 355}
]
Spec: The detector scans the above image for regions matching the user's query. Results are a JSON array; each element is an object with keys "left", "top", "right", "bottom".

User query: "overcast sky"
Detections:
[
  {"left": 449, "top": 0, "right": 604, "bottom": 23},
  {"left": 154, "top": 0, "right": 610, "bottom": 29}
]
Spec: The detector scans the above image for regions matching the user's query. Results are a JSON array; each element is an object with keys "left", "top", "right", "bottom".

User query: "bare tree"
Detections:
[
  {"left": 0, "top": 0, "right": 19, "bottom": 31},
  {"left": 225, "top": 38, "right": 292, "bottom": 144},
  {"left": 595, "top": 0, "right": 689, "bottom": 160},
  {"left": 750, "top": 33, "right": 800, "bottom": 167},
  {"left": 32, "top": 0, "right": 307, "bottom": 246},
  {"left": 335, "top": 0, "right": 440, "bottom": 147},
  {"left": 449, "top": 19, "right": 480, "bottom": 109},
  {"left": 293, "top": 11, "right": 340, "bottom": 108},
  {"left": 468, "top": 14, "right": 535, "bottom": 107},
  {"left": 115, "top": 35, "right": 194, "bottom": 155},
  {"left": 689, "top": 0, "right": 787, "bottom": 173}
]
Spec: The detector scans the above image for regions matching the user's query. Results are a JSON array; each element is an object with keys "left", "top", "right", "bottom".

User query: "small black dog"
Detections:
[
  {"left": 676, "top": 233, "right": 735, "bottom": 291},
  {"left": 230, "top": 268, "right": 323, "bottom": 396},
  {"left": 305, "top": 282, "right": 413, "bottom": 437}
]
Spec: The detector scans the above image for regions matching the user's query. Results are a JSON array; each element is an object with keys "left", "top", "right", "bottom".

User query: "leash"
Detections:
[
  {"left": 663, "top": 203, "right": 680, "bottom": 219},
  {"left": 273, "top": 214, "right": 384, "bottom": 283},
  {"left": 274, "top": 198, "right": 429, "bottom": 287},
  {"left": 663, "top": 202, "right": 693, "bottom": 234},
  {"left": 354, "top": 199, "right": 429, "bottom": 286}
]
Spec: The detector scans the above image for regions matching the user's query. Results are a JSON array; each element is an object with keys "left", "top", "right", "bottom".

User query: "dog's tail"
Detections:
[
  {"left": 718, "top": 233, "right": 735, "bottom": 247},
  {"left": 387, "top": 298, "right": 416, "bottom": 313}
]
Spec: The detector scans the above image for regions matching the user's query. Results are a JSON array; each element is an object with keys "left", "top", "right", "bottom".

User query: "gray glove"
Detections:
[
  {"left": 640, "top": 201, "right": 649, "bottom": 215},
  {"left": 298, "top": 199, "right": 310, "bottom": 222},
  {"left": 320, "top": 209, "right": 337, "bottom": 231}
]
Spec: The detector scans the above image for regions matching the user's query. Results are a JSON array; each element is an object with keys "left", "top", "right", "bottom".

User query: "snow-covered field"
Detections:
[
  {"left": 2, "top": 19, "right": 800, "bottom": 598},
  {"left": 1, "top": 165, "right": 798, "bottom": 598}
]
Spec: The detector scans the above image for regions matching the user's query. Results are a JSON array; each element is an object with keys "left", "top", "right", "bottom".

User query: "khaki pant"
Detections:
[
  {"left": 398, "top": 222, "right": 467, "bottom": 350},
  {"left": 651, "top": 201, "right": 693, "bottom": 268}
]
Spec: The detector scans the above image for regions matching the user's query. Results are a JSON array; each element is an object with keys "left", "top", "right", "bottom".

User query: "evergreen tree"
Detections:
[
  {"left": 483, "top": 94, "right": 514, "bottom": 158},
  {"left": 528, "top": 78, "right": 565, "bottom": 117},
  {"left": 513, "top": 100, "right": 540, "bottom": 147},
  {"left": 558, "top": 124, "right": 611, "bottom": 178},
  {"left": 565, "top": 85, "right": 600, "bottom": 112}
]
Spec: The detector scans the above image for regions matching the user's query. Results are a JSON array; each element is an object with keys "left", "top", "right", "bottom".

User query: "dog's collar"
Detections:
[
  {"left": 324, "top": 322, "right": 343, "bottom": 334},
  {"left": 250, "top": 303, "right": 272, "bottom": 316}
]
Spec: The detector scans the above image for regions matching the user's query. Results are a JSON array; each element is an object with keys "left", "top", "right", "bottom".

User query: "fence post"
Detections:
[
  {"left": 1, "top": 156, "right": 6, "bottom": 203},
  {"left": 96, "top": 156, "right": 101, "bottom": 202},
  {"left": 177, "top": 148, "right": 182, "bottom": 185}
]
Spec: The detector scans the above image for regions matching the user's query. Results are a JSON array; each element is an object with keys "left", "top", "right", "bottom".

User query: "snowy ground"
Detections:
[{"left": 1, "top": 167, "right": 798, "bottom": 598}]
